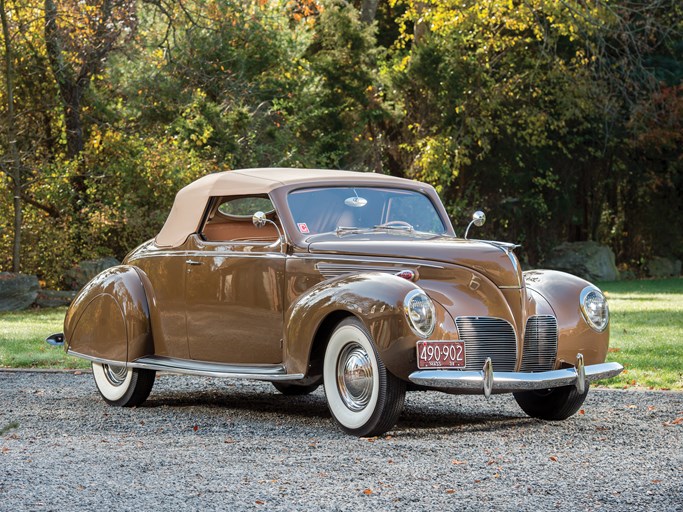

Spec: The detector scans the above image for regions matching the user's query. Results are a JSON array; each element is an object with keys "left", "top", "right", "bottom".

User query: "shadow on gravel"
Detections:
[
  {"left": 142, "top": 387, "right": 532, "bottom": 434},
  {"left": 395, "top": 411, "right": 533, "bottom": 435},
  {"left": 146, "top": 389, "right": 332, "bottom": 420}
]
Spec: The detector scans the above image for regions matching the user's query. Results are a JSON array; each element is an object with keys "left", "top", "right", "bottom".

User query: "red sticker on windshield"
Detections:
[{"left": 298, "top": 223, "right": 309, "bottom": 234}]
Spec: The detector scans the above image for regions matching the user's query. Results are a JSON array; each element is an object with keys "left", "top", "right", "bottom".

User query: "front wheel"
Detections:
[
  {"left": 92, "top": 362, "right": 156, "bottom": 407},
  {"left": 323, "top": 317, "right": 406, "bottom": 436},
  {"left": 513, "top": 384, "right": 589, "bottom": 421}
]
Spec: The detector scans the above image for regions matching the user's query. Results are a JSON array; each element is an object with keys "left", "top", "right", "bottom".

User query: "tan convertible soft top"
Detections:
[{"left": 155, "top": 168, "right": 418, "bottom": 247}]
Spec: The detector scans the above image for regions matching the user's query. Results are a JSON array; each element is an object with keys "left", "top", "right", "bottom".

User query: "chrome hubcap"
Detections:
[
  {"left": 336, "top": 343, "right": 373, "bottom": 411},
  {"left": 102, "top": 364, "right": 128, "bottom": 386}
]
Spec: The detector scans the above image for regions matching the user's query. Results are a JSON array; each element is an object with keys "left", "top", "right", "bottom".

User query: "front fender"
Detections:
[
  {"left": 64, "top": 265, "right": 153, "bottom": 363},
  {"left": 283, "top": 273, "right": 456, "bottom": 380},
  {"left": 523, "top": 269, "right": 610, "bottom": 365}
]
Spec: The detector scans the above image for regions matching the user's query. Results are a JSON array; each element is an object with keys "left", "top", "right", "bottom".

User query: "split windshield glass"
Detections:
[{"left": 287, "top": 187, "right": 446, "bottom": 236}]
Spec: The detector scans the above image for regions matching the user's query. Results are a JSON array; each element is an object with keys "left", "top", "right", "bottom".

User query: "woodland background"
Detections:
[{"left": 0, "top": 0, "right": 681, "bottom": 288}]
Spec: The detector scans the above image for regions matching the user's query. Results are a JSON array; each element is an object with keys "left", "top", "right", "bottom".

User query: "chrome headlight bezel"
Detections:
[
  {"left": 404, "top": 289, "right": 436, "bottom": 338},
  {"left": 580, "top": 286, "right": 609, "bottom": 332}
]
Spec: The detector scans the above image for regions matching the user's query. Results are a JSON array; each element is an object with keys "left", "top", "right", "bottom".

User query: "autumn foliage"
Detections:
[{"left": 0, "top": 0, "right": 681, "bottom": 286}]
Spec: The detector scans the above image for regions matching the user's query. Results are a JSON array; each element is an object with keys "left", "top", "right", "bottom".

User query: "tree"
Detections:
[{"left": 0, "top": 0, "right": 21, "bottom": 271}]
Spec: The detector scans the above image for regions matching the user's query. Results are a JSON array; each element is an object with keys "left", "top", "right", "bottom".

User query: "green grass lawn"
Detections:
[
  {"left": 0, "top": 307, "right": 88, "bottom": 369},
  {"left": 599, "top": 277, "right": 682, "bottom": 390},
  {"left": 1, "top": 278, "right": 681, "bottom": 389}
]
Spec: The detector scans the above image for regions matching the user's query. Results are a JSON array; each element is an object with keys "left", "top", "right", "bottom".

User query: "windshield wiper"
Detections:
[
  {"left": 335, "top": 226, "right": 370, "bottom": 236},
  {"left": 372, "top": 222, "right": 414, "bottom": 232}
]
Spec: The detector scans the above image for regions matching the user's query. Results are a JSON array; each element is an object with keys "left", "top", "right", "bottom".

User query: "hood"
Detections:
[{"left": 307, "top": 235, "right": 522, "bottom": 288}]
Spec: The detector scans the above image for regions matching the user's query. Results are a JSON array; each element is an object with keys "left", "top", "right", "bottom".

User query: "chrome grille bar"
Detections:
[
  {"left": 455, "top": 317, "right": 517, "bottom": 372},
  {"left": 520, "top": 315, "right": 558, "bottom": 372}
]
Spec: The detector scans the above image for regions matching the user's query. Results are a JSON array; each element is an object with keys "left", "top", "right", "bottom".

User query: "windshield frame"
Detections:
[{"left": 269, "top": 181, "right": 456, "bottom": 248}]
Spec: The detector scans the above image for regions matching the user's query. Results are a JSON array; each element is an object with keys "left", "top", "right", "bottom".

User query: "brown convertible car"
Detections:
[{"left": 50, "top": 168, "right": 623, "bottom": 436}]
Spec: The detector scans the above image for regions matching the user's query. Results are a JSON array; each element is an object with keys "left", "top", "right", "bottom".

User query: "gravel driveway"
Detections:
[{"left": 1, "top": 370, "right": 681, "bottom": 511}]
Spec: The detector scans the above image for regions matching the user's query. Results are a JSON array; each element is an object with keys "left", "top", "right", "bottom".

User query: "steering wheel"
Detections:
[{"left": 376, "top": 220, "right": 414, "bottom": 230}]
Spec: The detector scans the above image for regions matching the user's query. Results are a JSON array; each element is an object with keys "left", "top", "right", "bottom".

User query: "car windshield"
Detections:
[{"left": 287, "top": 187, "right": 446, "bottom": 236}]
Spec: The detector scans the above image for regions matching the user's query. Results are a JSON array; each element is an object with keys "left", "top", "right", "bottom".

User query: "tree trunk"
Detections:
[
  {"left": 1, "top": 0, "right": 22, "bottom": 272},
  {"left": 360, "top": 0, "right": 379, "bottom": 24}
]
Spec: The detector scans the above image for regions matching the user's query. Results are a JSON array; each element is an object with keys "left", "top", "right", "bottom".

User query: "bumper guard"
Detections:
[{"left": 408, "top": 354, "right": 623, "bottom": 398}]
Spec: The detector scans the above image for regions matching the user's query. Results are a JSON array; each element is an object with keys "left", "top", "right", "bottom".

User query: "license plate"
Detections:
[{"left": 416, "top": 340, "right": 465, "bottom": 369}]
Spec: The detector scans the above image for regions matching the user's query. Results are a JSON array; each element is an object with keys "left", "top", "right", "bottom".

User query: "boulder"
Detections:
[
  {"left": 0, "top": 272, "right": 40, "bottom": 311},
  {"left": 646, "top": 256, "right": 680, "bottom": 278},
  {"left": 34, "top": 289, "right": 78, "bottom": 308},
  {"left": 543, "top": 241, "right": 619, "bottom": 282},
  {"left": 64, "top": 257, "right": 120, "bottom": 291}
]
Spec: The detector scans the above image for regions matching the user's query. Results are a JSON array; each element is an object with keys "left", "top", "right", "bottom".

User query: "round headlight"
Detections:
[
  {"left": 580, "top": 286, "right": 609, "bottom": 332},
  {"left": 404, "top": 289, "right": 436, "bottom": 338}
]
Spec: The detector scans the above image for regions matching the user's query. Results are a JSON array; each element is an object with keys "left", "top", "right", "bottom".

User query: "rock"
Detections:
[
  {"left": 64, "top": 257, "right": 120, "bottom": 291},
  {"left": 646, "top": 256, "right": 679, "bottom": 278},
  {"left": 619, "top": 269, "right": 637, "bottom": 281},
  {"left": 543, "top": 241, "right": 619, "bottom": 282},
  {"left": 34, "top": 289, "right": 78, "bottom": 308},
  {"left": 0, "top": 272, "right": 40, "bottom": 311}
]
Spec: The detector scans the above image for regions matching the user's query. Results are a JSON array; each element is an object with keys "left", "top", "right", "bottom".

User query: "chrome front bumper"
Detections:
[{"left": 408, "top": 354, "right": 623, "bottom": 398}]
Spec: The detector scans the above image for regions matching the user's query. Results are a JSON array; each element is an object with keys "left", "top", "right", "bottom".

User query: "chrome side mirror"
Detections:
[
  {"left": 464, "top": 210, "right": 486, "bottom": 239},
  {"left": 252, "top": 211, "right": 267, "bottom": 228},
  {"left": 252, "top": 211, "right": 284, "bottom": 251}
]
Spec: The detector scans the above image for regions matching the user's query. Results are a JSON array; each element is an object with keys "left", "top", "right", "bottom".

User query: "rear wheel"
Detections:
[
  {"left": 272, "top": 382, "right": 320, "bottom": 395},
  {"left": 513, "top": 384, "right": 589, "bottom": 421},
  {"left": 92, "top": 362, "right": 156, "bottom": 407},
  {"left": 323, "top": 317, "right": 406, "bottom": 436}
]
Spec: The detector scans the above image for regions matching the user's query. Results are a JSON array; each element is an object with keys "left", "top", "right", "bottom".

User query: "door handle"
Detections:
[{"left": 186, "top": 259, "right": 202, "bottom": 265}]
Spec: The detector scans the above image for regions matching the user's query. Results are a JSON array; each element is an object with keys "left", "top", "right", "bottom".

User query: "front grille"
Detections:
[
  {"left": 520, "top": 315, "right": 558, "bottom": 372},
  {"left": 455, "top": 317, "right": 517, "bottom": 371}
]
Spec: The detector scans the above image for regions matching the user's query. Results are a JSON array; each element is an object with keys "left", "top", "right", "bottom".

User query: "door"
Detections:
[{"left": 184, "top": 235, "right": 285, "bottom": 364}]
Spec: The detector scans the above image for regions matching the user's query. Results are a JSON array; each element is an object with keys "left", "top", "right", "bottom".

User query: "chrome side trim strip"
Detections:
[
  {"left": 408, "top": 362, "right": 623, "bottom": 394},
  {"left": 316, "top": 262, "right": 409, "bottom": 279},
  {"left": 67, "top": 350, "right": 304, "bottom": 381},
  {"left": 295, "top": 254, "right": 444, "bottom": 270},
  {"left": 67, "top": 350, "right": 127, "bottom": 367},
  {"left": 130, "top": 356, "right": 304, "bottom": 381}
]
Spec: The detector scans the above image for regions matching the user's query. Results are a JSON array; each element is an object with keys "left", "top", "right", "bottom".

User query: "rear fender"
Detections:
[
  {"left": 284, "top": 273, "right": 456, "bottom": 380},
  {"left": 64, "top": 266, "right": 153, "bottom": 363}
]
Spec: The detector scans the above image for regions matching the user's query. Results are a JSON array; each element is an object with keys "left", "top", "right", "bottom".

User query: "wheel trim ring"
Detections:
[
  {"left": 336, "top": 343, "right": 374, "bottom": 412},
  {"left": 103, "top": 364, "right": 128, "bottom": 386}
]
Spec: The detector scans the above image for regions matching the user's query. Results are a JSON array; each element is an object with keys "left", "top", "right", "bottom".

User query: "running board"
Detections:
[
  {"left": 68, "top": 350, "right": 303, "bottom": 381},
  {"left": 131, "top": 356, "right": 303, "bottom": 381}
]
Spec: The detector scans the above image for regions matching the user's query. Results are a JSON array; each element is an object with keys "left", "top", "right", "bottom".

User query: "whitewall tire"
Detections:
[
  {"left": 323, "top": 317, "right": 406, "bottom": 436},
  {"left": 92, "top": 362, "right": 156, "bottom": 407}
]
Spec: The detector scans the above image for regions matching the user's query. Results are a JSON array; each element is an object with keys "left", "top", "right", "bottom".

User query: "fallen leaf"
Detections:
[
  {"left": 445, "top": 489, "right": 456, "bottom": 494},
  {"left": 579, "top": 409, "right": 585, "bottom": 415},
  {"left": 73, "top": 370, "right": 82, "bottom": 375},
  {"left": 255, "top": 500, "right": 264, "bottom": 505},
  {"left": 607, "top": 347, "right": 621, "bottom": 353},
  {"left": 647, "top": 406, "right": 655, "bottom": 411},
  {"left": 652, "top": 480, "right": 662, "bottom": 484},
  {"left": 549, "top": 456, "right": 558, "bottom": 462},
  {"left": 363, "top": 489, "right": 373, "bottom": 495},
  {"left": 664, "top": 417, "right": 683, "bottom": 426},
  {"left": 193, "top": 425, "right": 199, "bottom": 432},
  {"left": 224, "top": 438, "right": 234, "bottom": 444},
  {"left": 452, "top": 459, "right": 467, "bottom": 465}
]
